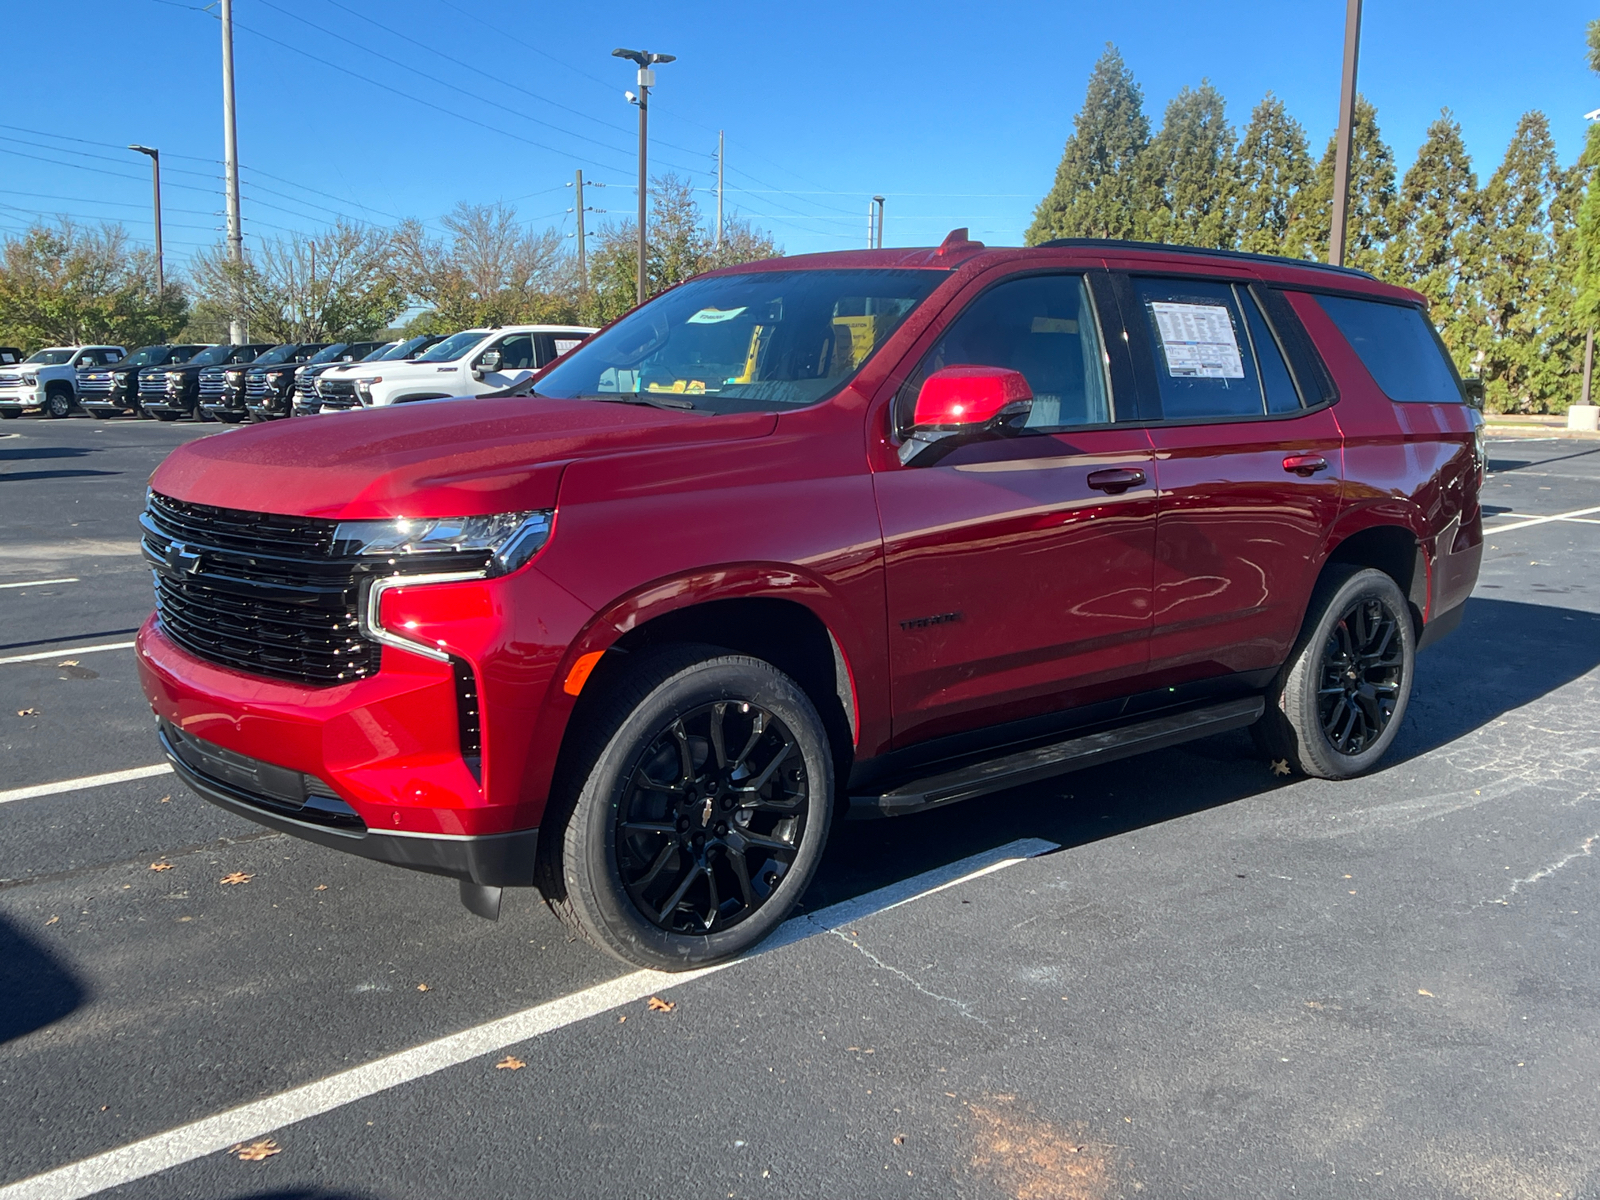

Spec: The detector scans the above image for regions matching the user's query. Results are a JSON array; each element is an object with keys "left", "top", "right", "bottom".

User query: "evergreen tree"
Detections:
[
  {"left": 1232, "top": 93, "right": 1313, "bottom": 256},
  {"left": 1143, "top": 81, "right": 1236, "bottom": 248},
  {"left": 1473, "top": 112, "right": 1561, "bottom": 411},
  {"left": 1026, "top": 45, "right": 1152, "bottom": 244},
  {"left": 1383, "top": 110, "right": 1480, "bottom": 368},
  {"left": 1284, "top": 95, "right": 1396, "bottom": 273}
]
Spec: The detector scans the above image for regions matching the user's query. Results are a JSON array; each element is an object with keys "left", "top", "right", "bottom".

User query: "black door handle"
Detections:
[{"left": 1086, "top": 467, "right": 1147, "bottom": 494}]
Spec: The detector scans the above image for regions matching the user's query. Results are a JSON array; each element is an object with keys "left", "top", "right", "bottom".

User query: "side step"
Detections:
[{"left": 849, "top": 696, "right": 1265, "bottom": 819}]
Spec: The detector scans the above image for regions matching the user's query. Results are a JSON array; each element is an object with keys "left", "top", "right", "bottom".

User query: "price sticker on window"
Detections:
[{"left": 1150, "top": 302, "right": 1245, "bottom": 379}]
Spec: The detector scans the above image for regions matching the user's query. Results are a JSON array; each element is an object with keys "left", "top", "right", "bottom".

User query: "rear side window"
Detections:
[
  {"left": 1130, "top": 278, "right": 1269, "bottom": 420},
  {"left": 1313, "top": 295, "right": 1462, "bottom": 403}
]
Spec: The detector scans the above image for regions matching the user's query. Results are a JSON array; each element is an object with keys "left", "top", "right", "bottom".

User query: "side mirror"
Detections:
[
  {"left": 899, "top": 365, "right": 1033, "bottom": 466},
  {"left": 474, "top": 349, "right": 503, "bottom": 377},
  {"left": 1462, "top": 377, "right": 1485, "bottom": 410}
]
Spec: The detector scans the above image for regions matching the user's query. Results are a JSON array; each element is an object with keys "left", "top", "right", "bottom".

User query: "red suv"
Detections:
[{"left": 136, "top": 233, "right": 1483, "bottom": 969}]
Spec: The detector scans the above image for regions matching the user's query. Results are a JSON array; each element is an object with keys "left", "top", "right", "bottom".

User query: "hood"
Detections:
[{"left": 150, "top": 395, "right": 778, "bottom": 520}]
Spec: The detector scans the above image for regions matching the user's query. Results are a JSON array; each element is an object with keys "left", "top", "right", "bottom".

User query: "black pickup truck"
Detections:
[
  {"left": 143, "top": 344, "right": 272, "bottom": 421},
  {"left": 202, "top": 343, "right": 325, "bottom": 423},
  {"left": 80, "top": 345, "right": 209, "bottom": 418}
]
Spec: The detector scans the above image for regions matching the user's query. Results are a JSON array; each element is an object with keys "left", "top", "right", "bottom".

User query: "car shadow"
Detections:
[
  {"left": 233, "top": 1192, "right": 387, "bottom": 1200},
  {"left": 805, "top": 596, "right": 1600, "bottom": 909},
  {"left": 0, "top": 446, "right": 98, "bottom": 461},
  {"left": 0, "top": 914, "right": 90, "bottom": 1045},
  {"left": 0, "top": 469, "right": 120, "bottom": 482}
]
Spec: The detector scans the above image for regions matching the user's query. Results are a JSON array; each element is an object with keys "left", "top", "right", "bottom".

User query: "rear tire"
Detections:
[
  {"left": 1256, "top": 566, "right": 1415, "bottom": 779},
  {"left": 539, "top": 645, "right": 833, "bottom": 970}
]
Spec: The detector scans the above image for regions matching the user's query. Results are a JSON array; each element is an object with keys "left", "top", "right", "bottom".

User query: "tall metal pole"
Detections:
[
  {"left": 1328, "top": 0, "right": 1363, "bottom": 268},
  {"left": 1584, "top": 329, "right": 1594, "bottom": 408},
  {"left": 635, "top": 74, "right": 649, "bottom": 305},
  {"left": 220, "top": 0, "right": 245, "bottom": 342},
  {"left": 873, "top": 195, "right": 885, "bottom": 249},
  {"left": 130, "top": 146, "right": 163, "bottom": 297},
  {"left": 716, "top": 130, "right": 724, "bottom": 250},
  {"left": 574, "top": 169, "right": 587, "bottom": 295}
]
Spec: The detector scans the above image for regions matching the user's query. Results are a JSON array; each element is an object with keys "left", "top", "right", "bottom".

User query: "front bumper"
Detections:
[
  {"left": 135, "top": 564, "right": 595, "bottom": 879},
  {"left": 0, "top": 388, "right": 43, "bottom": 410},
  {"left": 80, "top": 397, "right": 137, "bottom": 413},
  {"left": 159, "top": 721, "right": 539, "bottom": 885}
]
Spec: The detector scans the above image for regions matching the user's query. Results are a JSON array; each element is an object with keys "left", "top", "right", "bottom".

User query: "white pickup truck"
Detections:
[
  {"left": 0, "top": 345, "right": 127, "bottom": 418},
  {"left": 317, "top": 324, "right": 593, "bottom": 411}
]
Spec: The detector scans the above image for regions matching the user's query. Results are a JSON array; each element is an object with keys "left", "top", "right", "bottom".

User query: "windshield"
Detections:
[
  {"left": 253, "top": 344, "right": 302, "bottom": 366},
  {"left": 534, "top": 269, "right": 946, "bottom": 413},
  {"left": 307, "top": 343, "right": 351, "bottom": 365},
  {"left": 361, "top": 342, "right": 399, "bottom": 362},
  {"left": 384, "top": 335, "right": 441, "bottom": 360},
  {"left": 28, "top": 349, "right": 77, "bottom": 365},
  {"left": 108, "top": 346, "right": 164, "bottom": 369},
  {"left": 416, "top": 330, "right": 489, "bottom": 363},
  {"left": 188, "top": 345, "right": 234, "bottom": 367}
]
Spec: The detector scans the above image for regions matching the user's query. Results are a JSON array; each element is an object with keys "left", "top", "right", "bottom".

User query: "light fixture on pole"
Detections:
[
  {"left": 613, "top": 47, "right": 676, "bottom": 305},
  {"left": 1328, "top": 0, "right": 1363, "bottom": 268},
  {"left": 129, "top": 145, "right": 163, "bottom": 297}
]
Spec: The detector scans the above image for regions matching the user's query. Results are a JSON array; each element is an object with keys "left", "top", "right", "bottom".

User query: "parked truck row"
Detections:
[{"left": 0, "top": 323, "right": 595, "bottom": 421}]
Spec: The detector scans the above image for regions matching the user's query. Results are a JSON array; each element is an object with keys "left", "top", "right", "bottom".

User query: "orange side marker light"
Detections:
[{"left": 563, "top": 650, "right": 606, "bottom": 696}]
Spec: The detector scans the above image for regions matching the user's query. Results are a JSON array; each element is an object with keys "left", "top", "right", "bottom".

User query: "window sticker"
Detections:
[
  {"left": 1149, "top": 302, "right": 1245, "bottom": 379},
  {"left": 687, "top": 306, "right": 748, "bottom": 325},
  {"left": 553, "top": 339, "right": 583, "bottom": 355},
  {"left": 1030, "top": 316, "right": 1079, "bottom": 334}
]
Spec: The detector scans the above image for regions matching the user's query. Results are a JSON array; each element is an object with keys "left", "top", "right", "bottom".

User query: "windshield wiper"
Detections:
[{"left": 588, "top": 392, "right": 697, "bottom": 411}]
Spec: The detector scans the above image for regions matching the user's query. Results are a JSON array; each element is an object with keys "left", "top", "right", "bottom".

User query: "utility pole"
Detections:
[
  {"left": 614, "top": 47, "right": 675, "bottom": 305},
  {"left": 716, "top": 130, "right": 724, "bottom": 250},
  {"left": 1584, "top": 329, "right": 1594, "bottom": 408},
  {"left": 1328, "top": 0, "right": 1363, "bottom": 268},
  {"left": 574, "top": 169, "right": 587, "bottom": 292},
  {"left": 220, "top": 0, "right": 245, "bottom": 342},
  {"left": 129, "top": 145, "right": 163, "bottom": 297},
  {"left": 873, "top": 195, "right": 885, "bottom": 249}
]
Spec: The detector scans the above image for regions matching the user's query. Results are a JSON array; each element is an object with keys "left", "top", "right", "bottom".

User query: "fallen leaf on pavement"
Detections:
[
  {"left": 17, "top": 708, "right": 38, "bottom": 717},
  {"left": 314, "top": 884, "right": 328, "bottom": 891},
  {"left": 495, "top": 1056, "right": 525, "bottom": 1070},
  {"left": 1418, "top": 989, "right": 1434, "bottom": 998},
  {"left": 230, "top": 1139, "right": 280, "bottom": 1162},
  {"left": 57, "top": 660, "right": 79, "bottom": 667},
  {"left": 416, "top": 984, "right": 430, "bottom": 992},
  {"left": 158, "top": 795, "right": 170, "bottom": 803},
  {"left": 618, "top": 1015, "right": 626, "bottom": 1023},
  {"left": 150, "top": 862, "right": 174, "bottom": 872},
  {"left": 44, "top": 916, "right": 59, "bottom": 926},
  {"left": 1270, "top": 759, "right": 1291, "bottom": 777},
  {"left": 647, "top": 996, "right": 675, "bottom": 1013},
  {"left": 893, "top": 1135, "right": 906, "bottom": 1145},
  {"left": 219, "top": 872, "right": 253, "bottom": 885}
]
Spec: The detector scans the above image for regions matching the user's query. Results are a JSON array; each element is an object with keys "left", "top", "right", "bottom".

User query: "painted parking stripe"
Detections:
[
  {"left": 1483, "top": 503, "right": 1600, "bottom": 534},
  {"left": 0, "top": 641, "right": 135, "bottom": 666},
  {"left": 0, "top": 764, "right": 172, "bottom": 806},
  {"left": 0, "top": 577, "right": 78, "bottom": 590},
  {"left": 0, "top": 838, "right": 1057, "bottom": 1200}
]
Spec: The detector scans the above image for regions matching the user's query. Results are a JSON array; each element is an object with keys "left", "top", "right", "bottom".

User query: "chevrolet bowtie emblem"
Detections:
[{"left": 163, "top": 540, "right": 203, "bottom": 576}]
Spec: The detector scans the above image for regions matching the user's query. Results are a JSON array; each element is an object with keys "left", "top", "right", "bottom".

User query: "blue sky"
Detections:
[{"left": 2, "top": 0, "right": 1596, "bottom": 275}]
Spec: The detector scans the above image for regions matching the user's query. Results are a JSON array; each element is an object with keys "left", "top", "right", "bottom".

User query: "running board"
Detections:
[{"left": 849, "top": 696, "right": 1265, "bottom": 819}]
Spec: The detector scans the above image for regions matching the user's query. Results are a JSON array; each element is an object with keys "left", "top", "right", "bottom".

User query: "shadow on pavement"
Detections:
[
  {"left": 233, "top": 1192, "right": 388, "bottom": 1200},
  {"left": 0, "top": 469, "right": 121, "bottom": 483},
  {"left": 0, "top": 446, "right": 99, "bottom": 462},
  {"left": 0, "top": 915, "right": 89, "bottom": 1045},
  {"left": 805, "top": 596, "right": 1600, "bottom": 911}
]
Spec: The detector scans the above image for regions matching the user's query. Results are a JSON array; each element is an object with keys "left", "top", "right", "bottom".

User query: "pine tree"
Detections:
[
  {"left": 1143, "top": 81, "right": 1236, "bottom": 248},
  {"left": 1573, "top": 127, "right": 1600, "bottom": 402},
  {"left": 1232, "top": 94, "right": 1312, "bottom": 256},
  {"left": 1383, "top": 110, "right": 1479, "bottom": 369},
  {"left": 1026, "top": 45, "right": 1151, "bottom": 244},
  {"left": 1284, "top": 95, "right": 1396, "bottom": 273},
  {"left": 1473, "top": 112, "right": 1561, "bottom": 411}
]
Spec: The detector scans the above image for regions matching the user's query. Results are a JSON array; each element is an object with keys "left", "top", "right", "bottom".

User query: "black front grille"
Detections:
[
  {"left": 144, "top": 492, "right": 380, "bottom": 686},
  {"left": 199, "top": 370, "right": 225, "bottom": 398},
  {"left": 320, "top": 377, "right": 355, "bottom": 398},
  {"left": 138, "top": 371, "right": 167, "bottom": 396},
  {"left": 245, "top": 373, "right": 271, "bottom": 401},
  {"left": 78, "top": 374, "right": 113, "bottom": 398}
]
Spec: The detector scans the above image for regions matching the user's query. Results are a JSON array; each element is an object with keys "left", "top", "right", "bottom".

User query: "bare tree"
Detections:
[{"left": 395, "top": 202, "right": 576, "bottom": 331}]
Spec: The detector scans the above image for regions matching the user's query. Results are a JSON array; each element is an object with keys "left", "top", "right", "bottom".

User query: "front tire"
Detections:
[
  {"left": 1257, "top": 567, "right": 1415, "bottom": 779},
  {"left": 0, "top": 409, "right": 18, "bottom": 420},
  {"left": 44, "top": 389, "right": 73, "bottom": 418},
  {"left": 153, "top": 410, "right": 180, "bottom": 422},
  {"left": 540, "top": 646, "right": 833, "bottom": 970}
]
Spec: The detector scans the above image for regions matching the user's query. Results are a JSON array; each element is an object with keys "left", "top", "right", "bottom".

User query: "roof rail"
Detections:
[{"left": 1035, "top": 237, "right": 1378, "bottom": 281}]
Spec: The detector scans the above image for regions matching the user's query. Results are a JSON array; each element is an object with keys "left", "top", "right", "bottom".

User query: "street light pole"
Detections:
[
  {"left": 129, "top": 145, "right": 163, "bottom": 297},
  {"left": 613, "top": 47, "right": 675, "bottom": 306},
  {"left": 873, "top": 195, "right": 885, "bottom": 249},
  {"left": 1329, "top": 0, "right": 1363, "bottom": 268},
  {"left": 220, "top": 0, "right": 245, "bottom": 342}
]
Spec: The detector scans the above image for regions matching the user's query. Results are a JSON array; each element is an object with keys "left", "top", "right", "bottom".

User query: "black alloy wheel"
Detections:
[
  {"left": 1255, "top": 566, "right": 1415, "bottom": 780},
  {"left": 1316, "top": 597, "right": 1404, "bottom": 755},
  {"left": 617, "top": 700, "right": 809, "bottom": 936},
  {"left": 542, "top": 646, "right": 833, "bottom": 970}
]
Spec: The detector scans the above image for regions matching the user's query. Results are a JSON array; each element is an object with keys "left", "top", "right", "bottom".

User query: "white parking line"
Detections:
[
  {"left": 0, "top": 641, "right": 135, "bottom": 666},
  {"left": 0, "top": 837, "right": 1057, "bottom": 1200},
  {"left": 0, "top": 578, "right": 78, "bottom": 590},
  {"left": 1483, "top": 504, "right": 1600, "bottom": 534},
  {"left": 0, "top": 764, "right": 171, "bottom": 806}
]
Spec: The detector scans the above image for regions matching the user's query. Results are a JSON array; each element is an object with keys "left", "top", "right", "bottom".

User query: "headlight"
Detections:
[
  {"left": 356, "top": 377, "right": 379, "bottom": 394},
  {"left": 21, "top": 372, "right": 37, "bottom": 384},
  {"left": 333, "top": 510, "right": 552, "bottom": 577}
]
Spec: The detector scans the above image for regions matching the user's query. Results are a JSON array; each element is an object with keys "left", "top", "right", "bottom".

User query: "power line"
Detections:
[{"left": 0, "top": 145, "right": 222, "bottom": 197}]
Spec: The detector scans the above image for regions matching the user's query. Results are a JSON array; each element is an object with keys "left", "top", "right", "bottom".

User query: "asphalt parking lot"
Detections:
[{"left": 2, "top": 416, "right": 1598, "bottom": 1200}]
